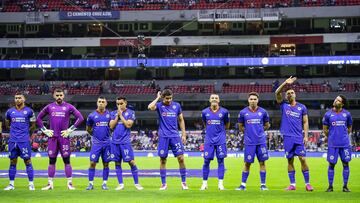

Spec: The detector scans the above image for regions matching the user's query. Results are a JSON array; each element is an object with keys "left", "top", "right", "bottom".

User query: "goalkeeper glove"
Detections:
[
  {"left": 41, "top": 126, "right": 54, "bottom": 137},
  {"left": 61, "top": 125, "right": 77, "bottom": 138}
]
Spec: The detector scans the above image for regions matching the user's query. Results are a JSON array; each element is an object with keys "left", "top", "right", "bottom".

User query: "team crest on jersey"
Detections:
[
  {"left": 247, "top": 155, "right": 252, "bottom": 160},
  {"left": 258, "top": 112, "right": 262, "bottom": 116},
  {"left": 206, "top": 113, "right": 210, "bottom": 117},
  {"left": 11, "top": 111, "right": 15, "bottom": 114},
  {"left": 342, "top": 113, "right": 347, "bottom": 117},
  {"left": 52, "top": 107, "right": 55, "bottom": 109},
  {"left": 297, "top": 107, "right": 301, "bottom": 111},
  {"left": 245, "top": 113, "right": 249, "bottom": 116},
  {"left": 95, "top": 115, "right": 98, "bottom": 119},
  {"left": 62, "top": 107, "right": 66, "bottom": 110},
  {"left": 125, "top": 112, "right": 129, "bottom": 116},
  {"left": 91, "top": 154, "right": 96, "bottom": 159},
  {"left": 160, "top": 150, "right": 164, "bottom": 155},
  {"left": 106, "top": 114, "right": 110, "bottom": 118},
  {"left": 329, "top": 155, "right": 334, "bottom": 160},
  {"left": 172, "top": 105, "right": 176, "bottom": 109},
  {"left": 23, "top": 111, "right": 28, "bottom": 114},
  {"left": 219, "top": 113, "right": 223, "bottom": 118}
]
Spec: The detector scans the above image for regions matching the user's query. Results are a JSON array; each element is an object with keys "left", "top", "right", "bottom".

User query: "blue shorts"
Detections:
[
  {"left": 244, "top": 144, "right": 269, "bottom": 163},
  {"left": 327, "top": 147, "right": 352, "bottom": 164},
  {"left": 110, "top": 143, "right": 134, "bottom": 162},
  {"left": 158, "top": 137, "right": 184, "bottom": 158},
  {"left": 90, "top": 144, "right": 111, "bottom": 163},
  {"left": 203, "top": 143, "right": 227, "bottom": 160},
  {"left": 8, "top": 141, "right": 31, "bottom": 160},
  {"left": 284, "top": 138, "right": 306, "bottom": 159}
]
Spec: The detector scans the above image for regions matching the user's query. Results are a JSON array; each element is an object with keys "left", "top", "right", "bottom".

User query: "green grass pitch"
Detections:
[{"left": 0, "top": 156, "right": 359, "bottom": 203}]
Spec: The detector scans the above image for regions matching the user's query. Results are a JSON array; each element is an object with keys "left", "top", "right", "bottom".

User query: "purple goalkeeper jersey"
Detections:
[
  {"left": 238, "top": 106, "right": 269, "bottom": 145},
  {"left": 6, "top": 106, "right": 35, "bottom": 143},
  {"left": 280, "top": 101, "right": 307, "bottom": 144},
  {"left": 156, "top": 101, "right": 182, "bottom": 138},
  {"left": 86, "top": 110, "right": 111, "bottom": 145},
  {"left": 110, "top": 109, "right": 135, "bottom": 144},
  {"left": 36, "top": 102, "right": 84, "bottom": 137},
  {"left": 202, "top": 107, "right": 229, "bottom": 145},
  {"left": 323, "top": 108, "right": 352, "bottom": 148}
]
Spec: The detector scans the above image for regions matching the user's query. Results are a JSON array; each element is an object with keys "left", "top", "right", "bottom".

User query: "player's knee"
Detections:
[
  {"left": 160, "top": 158, "right": 167, "bottom": 164},
  {"left": 10, "top": 159, "right": 17, "bottom": 165},
  {"left": 24, "top": 158, "right": 31, "bottom": 165},
  {"left": 329, "top": 163, "right": 335, "bottom": 169},
  {"left": 90, "top": 162, "right": 97, "bottom": 168},
  {"left": 259, "top": 161, "right": 265, "bottom": 166},
  {"left": 177, "top": 155, "right": 184, "bottom": 163},
  {"left": 129, "top": 160, "right": 136, "bottom": 167},
  {"left": 62, "top": 157, "right": 70, "bottom": 165},
  {"left": 49, "top": 157, "right": 57, "bottom": 165},
  {"left": 115, "top": 162, "right": 122, "bottom": 166},
  {"left": 287, "top": 158, "right": 294, "bottom": 164},
  {"left": 217, "top": 158, "right": 224, "bottom": 165},
  {"left": 103, "top": 162, "right": 109, "bottom": 168},
  {"left": 244, "top": 162, "right": 251, "bottom": 168},
  {"left": 342, "top": 162, "right": 349, "bottom": 167}
]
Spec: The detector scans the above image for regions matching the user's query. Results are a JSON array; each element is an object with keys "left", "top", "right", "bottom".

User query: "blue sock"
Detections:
[
  {"left": 131, "top": 165, "right": 139, "bottom": 184},
  {"left": 288, "top": 170, "right": 295, "bottom": 184},
  {"left": 9, "top": 164, "right": 16, "bottom": 181},
  {"left": 88, "top": 168, "right": 95, "bottom": 182},
  {"left": 217, "top": 158, "right": 225, "bottom": 180},
  {"left": 260, "top": 170, "right": 266, "bottom": 185},
  {"left": 160, "top": 169, "right": 166, "bottom": 184},
  {"left": 328, "top": 165, "right": 334, "bottom": 187},
  {"left": 103, "top": 167, "right": 109, "bottom": 181},
  {"left": 202, "top": 159, "right": 211, "bottom": 181},
  {"left": 343, "top": 165, "right": 349, "bottom": 187},
  {"left": 302, "top": 170, "right": 310, "bottom": 184},
  {"left": 26, "top": 163, "right": 34, "bottom": 182},
  {"left": 115, "top": 165, "right": 123, "bottom": 184},
  {"left": 241, "top": 171, "right": 249, "bottom": 184},
  {"left": 179, "top": 168, "right": 186, "bottom": 183}
]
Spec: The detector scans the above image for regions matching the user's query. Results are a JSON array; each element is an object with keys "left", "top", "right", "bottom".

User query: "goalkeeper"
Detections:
[{"left": 36, "top": 88, "right": 84, "bottom": 190}]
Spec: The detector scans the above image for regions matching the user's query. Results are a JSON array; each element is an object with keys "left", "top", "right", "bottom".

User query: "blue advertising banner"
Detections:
[
  {"left": 59, "top": 11, "right": 120, "bottom": 20},
  {"left": 0, "top": 56, "right": 359, "bottom": 69}
]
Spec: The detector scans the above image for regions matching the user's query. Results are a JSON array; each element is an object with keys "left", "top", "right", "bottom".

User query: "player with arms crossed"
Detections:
[
  {"left": 86, "top": 97, "right": 111, "bottom": 190},
  {"left": 236, "top": 92, "right": 270, "bottom": 191},
  {"left": 36, "top": 88, "right": 84, "bottom": 190},
  {"left": 4, "top": 92, "right": 36, "bottom": 191},
  {"left": 200, "top": 94, "right": 230, "bottom": 190},
  {"left": 109, "top": 97, "right": 143, "bottom": 190},
  {"left": 275, "top": 77, "right": 314, "bottom": 191},
  {"left": 148, "top": 89, "right": 188, "bottom": 190},
  {"left": 323, "top": 95, "right": 352, "bottom": 192}
]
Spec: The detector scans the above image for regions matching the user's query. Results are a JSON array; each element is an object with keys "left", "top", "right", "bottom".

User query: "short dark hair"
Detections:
[
  {"left": 14, "top": 92, "right": 24, "bottom": 97},
  {"left": 338, "top": 94, "right": 347, "bottom": 106},
  {"left": 285, "top": 87, "right": 295, "bottom": 93},
  {"left": 53, "top": 88, "right": 64, "bottom": 94},
  {"left": 161, "top": 89, "right": 173, "bottom": 97},
  {"left": 248, "top": 92, "right": 259, "bottom": 98},
  {"left": 98, "top": 96, "right": 106, "bottom": 100},
  {"left": 117, "top": 96, "right": 127, "bottom": 101}
]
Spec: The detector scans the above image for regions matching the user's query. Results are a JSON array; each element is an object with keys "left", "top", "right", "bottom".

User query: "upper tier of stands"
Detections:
[
  {"left": 2, "top": 0, "right": 360, "bottom": 12},
  {"left": 0, "top": 78, "right": 358, "bottom": 95}
]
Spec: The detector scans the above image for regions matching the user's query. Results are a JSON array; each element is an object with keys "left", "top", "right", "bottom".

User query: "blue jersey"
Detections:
[
  {"left": 238, "top": 107, "right": 269, "bottom": 145},
  {"left": 6, "top": 106, "right": 35, "bottom": 143},
  {"left": 323, "top": 109, "right": 352, "bottom": 148},
  {"left": 86, "top": 110, "right": 111, "bottom": 145},
  {"left": 156, "top": 101, "right": 182, "bottom": 138},
  {"left": 280, "top": 101, "right": 307, "bottom": 143},
  {"left": 110, "top": 109, "right": 135, "bottom": 144},
  {"left": 202, "top": 107, "right": 229, "bottom": 145}
]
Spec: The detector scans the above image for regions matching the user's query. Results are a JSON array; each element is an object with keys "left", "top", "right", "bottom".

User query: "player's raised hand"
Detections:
[
  {"left": 157, "top": 91, "right": 162, "bottom": 98},
  {"left": 41, "top": 127, "right": 54, "bottom": 137},
  {"left": 285, "top": 76, "right": 297, "bottom": 85}
]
